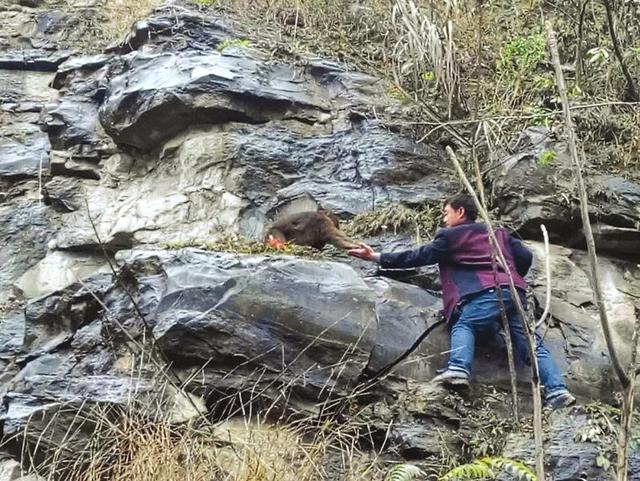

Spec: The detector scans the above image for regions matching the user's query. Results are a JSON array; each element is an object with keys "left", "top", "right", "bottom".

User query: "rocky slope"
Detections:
[{"left": 1, "top": 0, "right": 639, "bottom": 479}]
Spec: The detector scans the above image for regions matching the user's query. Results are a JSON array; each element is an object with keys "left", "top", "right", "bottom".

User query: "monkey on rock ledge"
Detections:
[{"left": 264, "top": 210, "right": 360, "bottom": 250}]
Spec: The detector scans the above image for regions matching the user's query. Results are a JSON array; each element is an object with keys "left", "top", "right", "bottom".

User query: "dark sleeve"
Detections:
[
  {"left": 509, "top": 235, "right": 533, "bottom": 276},
  {"left": 379, "top": 231, "right": 449, "bottom": 269}
]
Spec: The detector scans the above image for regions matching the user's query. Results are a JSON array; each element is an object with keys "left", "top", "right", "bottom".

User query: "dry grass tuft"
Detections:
[
  {"left": 163, "top": 235, "right": 348, "bottom": 258},
  {"left": 346, "top": 203, "right": 441, "bottom": 240},
  {"left": 101, "top": 0, "right": 166, "bottom": 43},
  {"left": 78, "top": 415, "right": 332, "bottom": 481},
  {"left": 20, "top": 396, "right": 384, "bottom": 481}
]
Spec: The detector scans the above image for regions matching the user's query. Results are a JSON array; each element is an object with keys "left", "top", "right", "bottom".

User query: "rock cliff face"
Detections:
[{"left": 1, "top": 1, "right": 639, "bottom": 479}]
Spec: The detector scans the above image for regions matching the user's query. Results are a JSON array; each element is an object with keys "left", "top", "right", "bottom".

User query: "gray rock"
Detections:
[
  {"left": 14, "top": 250, "right": 108, "bottom": 299},
  {"left": 42, "top": 176, "right": 84, "bottom": 212},
  {"left": 0, "top": 49, "right": 74, "bottom": 71},
  {"left": 42, "top": 97, "right": 101, "bottom": 150},
  {"left": 46, "top": 118, "right": 451, "bottom": 251},
  {"left": 0, "top": 200, "right": 57, "bottom": 298},
  {"left": 0, "top": 115, "right": 50, "bottom": 179},
  {"left": 0, "top": 248, "right": 449, "bottom": 459},
  {"left": 526, "top": 242, "right": 640, "bottom": 401},
  {"left": 1, "top": 352, "right": 159, "bottom": 453},
  {"left": 98, "top": 50, "right": 333, "bottom": 150},
  {"left": 502, "top": 411, "right": 640, "bottom": 481},
  {"left": 356, "top": 380, "right": 461, "bottom": 459},
  {"left": 49, "top": 150, "right": 101, "bottom": 179},
  {"left": 0, "top": 311, "right": 25, "bottom": 357},
  {"left": 109, "top": 9, "right": 235, "bottom": 54},
  {"left": 0, "top": 459, "right": 21, "bottom": 481},
  {"left": 21, "top": 273, "right": 112, "bottom": 354},
  {"left": 19, "top": 0, "right": 46, "bottom": 7},
  {"left": 52, "top": 54, "right": 112, "bottom": 89},
  {"left": 491, "top": 126, "right": 640, "bottom": 255},
  {"left": 0, "top": 70, "right": 57, "bottom": 107},
  {"left": 116, "top": 249, "right": 444, "bottom": 400}
]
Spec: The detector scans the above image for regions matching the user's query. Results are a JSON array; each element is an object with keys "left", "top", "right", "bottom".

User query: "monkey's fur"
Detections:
[{"left": 264, "top": 210, "right": 360, "bottom": 250}]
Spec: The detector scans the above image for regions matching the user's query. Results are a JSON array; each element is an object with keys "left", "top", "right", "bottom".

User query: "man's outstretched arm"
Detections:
[{"left": 348, "top": 231, "right": 449, "bottom": 268}]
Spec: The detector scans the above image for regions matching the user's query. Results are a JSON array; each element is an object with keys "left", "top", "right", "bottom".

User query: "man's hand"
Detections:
[{"left": 347, "top": 243, "right": 380, "bottom": 262}]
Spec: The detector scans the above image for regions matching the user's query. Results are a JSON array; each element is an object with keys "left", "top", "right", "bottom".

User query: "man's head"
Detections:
[{"left": 443, "top": 193, "right": 478, "bottom": 227}]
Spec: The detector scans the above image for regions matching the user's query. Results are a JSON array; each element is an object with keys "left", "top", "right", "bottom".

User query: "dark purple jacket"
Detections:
[{"left": 379, "top": 221, "right": 532, "bottom": 322}]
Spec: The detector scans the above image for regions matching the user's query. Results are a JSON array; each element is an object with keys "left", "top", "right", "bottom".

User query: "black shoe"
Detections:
[
  {"left": 432, "top": 369, "right": 470, "bottom": 388},
  {"left": 545, "top": 390, "right": 576, "bottom": 409}
]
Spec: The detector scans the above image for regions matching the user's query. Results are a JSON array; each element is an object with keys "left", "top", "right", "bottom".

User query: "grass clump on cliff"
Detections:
[
  {"left": 163, "top": 236, "right": 330, "bottom": 258},
  {"left": 17, "top": 379, "right": 386, "bottom": 481},
  {"left": 346, "top": 203, "right": 441, "bottom": 240},
  {"left": 205, "top": 0, "right": 640, "bottom": 177},
  {"left": 76, "top": 415, "right": 334, "bottom": 481}
]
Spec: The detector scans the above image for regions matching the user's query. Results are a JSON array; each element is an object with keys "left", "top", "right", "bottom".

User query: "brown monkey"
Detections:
[{"left": 265, "top": 210, "right": 360, "bottom": 250}]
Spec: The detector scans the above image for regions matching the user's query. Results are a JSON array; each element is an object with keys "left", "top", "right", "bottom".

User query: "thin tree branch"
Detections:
[
  {"left": 602, "top": 0, "right": 639, "bottom": 101},
  {"left": 472, "top": 124, "right": 520, "bottom": 419},
  {"left": 535, "top": 224, "right": 552, "bottom": 329},
  {"left": 546, "top": 22, "right": 630, "bottom": 389},
  {"left": 82, "top": 196, "right": 209, "bottom": 415},
  {"left": 575, "top": 0, "right": 589, "bottom": 87}
]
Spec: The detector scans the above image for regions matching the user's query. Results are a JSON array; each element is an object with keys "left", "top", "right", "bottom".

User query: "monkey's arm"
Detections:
[
  {"left": 326, "top": 227, "right": 360, "bottom": 250},
  {"left": 379, "top": 231, "right": 449, "bottom": 268}
]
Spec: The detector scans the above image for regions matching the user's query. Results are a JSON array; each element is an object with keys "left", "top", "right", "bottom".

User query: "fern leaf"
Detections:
[
  {"left": 440, "top": 460, "right": 493, "bottom": 480},
  {"left": 494, "top": 458, "right": 537, "bottom": 481},
  {"left": 480, "top": 457, "right": 538, "bottom": 481},
  {"left": 385, "top": 463, "right": 426, "bottom": 481},
  {"left": 440, "top": 456, "right": 538, "bottom": 481}
]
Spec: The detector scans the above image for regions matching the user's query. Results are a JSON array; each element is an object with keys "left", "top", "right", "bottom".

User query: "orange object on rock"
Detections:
[{"left": 267, "top": 235, "right": 285, "bottom": 249}]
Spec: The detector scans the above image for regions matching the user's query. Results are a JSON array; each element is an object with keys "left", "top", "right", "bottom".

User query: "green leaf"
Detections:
[
  {"left": 441, "top": 457, "right": 538, "bottom": 481},
  {"left": 596, "top": 454, "right": 611, "bottom": 470},
  {"left": 385, "top": 464, "right": 426, "bottom": 481},
  {"left": 537, "top": 150, "right": 556, "bottom": 167}
]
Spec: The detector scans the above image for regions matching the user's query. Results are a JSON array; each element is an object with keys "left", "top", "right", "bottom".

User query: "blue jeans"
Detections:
[{"left": 448, "top": 287, "right": 567, "bottom": 395}]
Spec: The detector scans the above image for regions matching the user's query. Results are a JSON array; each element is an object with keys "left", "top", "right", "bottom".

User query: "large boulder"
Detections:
[
  {"left": 97, "top": 8, "right": 401, "bottom": 152},
  {"left": 526, "top": 242, "right": 640, "bottom": 400},
  {"left": 119, "top": 249, "right": 444, "bottom": 401},
  {"left": 99, "top": 49, "right": 331, "bottom": 150},
  {"left": 0, "top": 249, "right": 444, "bottom": 454}
]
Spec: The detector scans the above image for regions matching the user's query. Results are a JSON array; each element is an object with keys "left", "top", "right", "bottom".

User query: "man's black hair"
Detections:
[{"left": 444, "top": 193, "right": 478, "bottom": 221}]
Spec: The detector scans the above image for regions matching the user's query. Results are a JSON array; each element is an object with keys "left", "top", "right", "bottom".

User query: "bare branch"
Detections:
[
  {"left": 602, "top": 0, "right": 639, "bottom": 101},
  {"left": 546, "top": 22, "right": 630, "bottom": 389},
  {"left": 535, "top": 224, "right": 552, "bottom": 329}
]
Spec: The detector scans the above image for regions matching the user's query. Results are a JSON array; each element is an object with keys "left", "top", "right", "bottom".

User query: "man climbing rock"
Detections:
[{"left": 348, "top": 193, "right": 576, "bottom": 409}]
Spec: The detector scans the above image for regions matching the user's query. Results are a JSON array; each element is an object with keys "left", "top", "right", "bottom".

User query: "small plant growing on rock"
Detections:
[
  {"left": 217, "top": 38, "right": 252, "bottom": 52},
  {"left": 537, "top": 150, "right": 556, "bottom": 167}
]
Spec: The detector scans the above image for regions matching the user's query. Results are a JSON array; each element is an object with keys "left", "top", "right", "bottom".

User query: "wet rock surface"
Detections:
[
  {"left": 490, "top": 126, "right": 640, "bottom": 255},
  {"left": 0, "top": 250, "right": 444, "bottom": 451},
  {"left": 1, "top": 0, "right": 639, "bottom": 479},
  {"left": 503, "top": 410, "right": 640, "bottom": 481}
]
